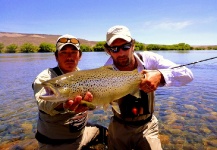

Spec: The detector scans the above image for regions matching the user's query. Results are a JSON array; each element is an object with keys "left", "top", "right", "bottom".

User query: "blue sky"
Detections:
[{"left": 1, "top": 0, "right": 217, "bottom": 45}]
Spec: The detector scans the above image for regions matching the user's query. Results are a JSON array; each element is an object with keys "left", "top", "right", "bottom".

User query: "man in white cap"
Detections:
[
  {"left": 33, "top": 34, "right": 107, "bottom": 150},
  {"left": 104, "top": 25, "right": 194, "bottom": 150}
]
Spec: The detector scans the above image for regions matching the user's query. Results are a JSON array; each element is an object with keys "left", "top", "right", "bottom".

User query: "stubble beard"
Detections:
[{"left": 115, "top": 56, "right": 130, "bottom": 68}]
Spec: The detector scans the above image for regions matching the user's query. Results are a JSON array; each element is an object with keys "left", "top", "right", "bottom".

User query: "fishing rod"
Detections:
[{"left": 171, "top": 56, "right": 217, "bottom": 69}]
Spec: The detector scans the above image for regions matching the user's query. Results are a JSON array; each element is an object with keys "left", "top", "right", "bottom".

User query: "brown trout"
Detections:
[{"left": 39, "top": 65, "right": 143, "bottom": 108}]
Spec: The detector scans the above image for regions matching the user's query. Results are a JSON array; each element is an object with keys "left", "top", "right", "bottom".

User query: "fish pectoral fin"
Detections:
[
  {"left": 131, "top": 90, "right": 141, "bottom": 98},
  {"left": 102, "top": 104, "right": 110, "bottom": 111},
  {"left": 80, "top": 100, "right": 96, "bottom": 110},
  {"left": 111, "top": 102, "right": 121, "bottom": 114}
]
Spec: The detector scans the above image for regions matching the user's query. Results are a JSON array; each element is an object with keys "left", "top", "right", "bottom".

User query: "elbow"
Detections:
[{"left": 187, "top": 69, "right": 194, "bottom": 83}]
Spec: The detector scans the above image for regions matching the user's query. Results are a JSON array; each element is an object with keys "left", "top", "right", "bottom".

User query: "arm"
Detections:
[
  {"left": 33, "top": 69, "right": 62, "bottom": 116},
  {"left": 159, "top": 67, "right": 193, "bottom": 87},
  {"left": 140, "top": 70, "right": 165, "bottom": 92},
  {"left": 139, "top": 52, "right": 194, "bottom": 92},
  {"left": 33, "top": 69, "right": 93, "bottom": 116}
]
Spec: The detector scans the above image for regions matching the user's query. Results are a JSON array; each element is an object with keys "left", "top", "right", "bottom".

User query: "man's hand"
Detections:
[
  {"left": 140, "top": 70, "right": 164, "bottom": 93},
  {"left": 64, "top": 91, "right": 93, "bottom": 113}
]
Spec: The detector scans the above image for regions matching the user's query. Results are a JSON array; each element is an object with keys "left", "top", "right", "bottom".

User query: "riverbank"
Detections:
[{"left": 0, "top": 134, "right": 170, "bottom": 150}]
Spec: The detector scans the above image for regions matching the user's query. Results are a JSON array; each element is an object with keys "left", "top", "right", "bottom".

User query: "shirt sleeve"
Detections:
[
  {"left": 32, "top": 69, "right": 63, "bottom": 116},
  {"left": 140, "top": 51, "right": 194, "bottom": 87}
]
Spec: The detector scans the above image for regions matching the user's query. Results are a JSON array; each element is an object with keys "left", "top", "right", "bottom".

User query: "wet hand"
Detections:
[
  {"left": 64, "top": 91, "right": 93, "bottom": 113},
  {"left": 140, "top": 70, "right": 162, "bottom": 93}
]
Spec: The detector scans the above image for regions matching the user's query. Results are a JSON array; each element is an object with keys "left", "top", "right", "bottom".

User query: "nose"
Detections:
[{"left": 66, "top": 52, "right": 73, "bottom": 57}]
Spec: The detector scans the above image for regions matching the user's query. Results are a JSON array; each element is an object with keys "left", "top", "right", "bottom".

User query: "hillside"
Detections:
[
  {"left": 0, "top": 32, "right": 98, "bottom": 47},
  {"left": 0, "top": 32, "right": 216, "bottom": 50}
]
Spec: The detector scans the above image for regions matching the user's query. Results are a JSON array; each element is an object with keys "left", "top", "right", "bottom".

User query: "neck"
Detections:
[
  {"left": 58, "top": 66, "right": 77, "bottom": 74},
  {"left": 116, "top": 56, "right": 137, "bottom": 71}
]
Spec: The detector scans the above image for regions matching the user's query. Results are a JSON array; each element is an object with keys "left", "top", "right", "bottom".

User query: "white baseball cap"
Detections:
[
  {"left": 106, "top": 25, "right": 132, "bottom": 46},
  {"left": 56, "top": 34, "right": 80, "bottom": 51}
]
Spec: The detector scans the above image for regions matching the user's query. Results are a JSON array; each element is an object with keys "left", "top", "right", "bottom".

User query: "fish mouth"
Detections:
[{"left": 39, "top": 83, "right": 59, "bottom": 101}]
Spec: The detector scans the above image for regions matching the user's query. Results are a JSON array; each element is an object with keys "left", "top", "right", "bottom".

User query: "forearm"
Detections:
[{"left": 159, "top": 66, "right": 193, "bottom": 87}]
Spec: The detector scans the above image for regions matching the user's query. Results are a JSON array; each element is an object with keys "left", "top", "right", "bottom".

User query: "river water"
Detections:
[{"left": 0, "top": 50, "right": 217, "bottom": 149}]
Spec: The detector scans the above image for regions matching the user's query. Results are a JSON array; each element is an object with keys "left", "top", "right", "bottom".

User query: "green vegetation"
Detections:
[
  {"left": 208, "top": 46, "right": 217, "bottom": 50},
  {"left": 6, "top": 44, "right": 18, "bottom": 53},
  {"left": 0, "top": 43, "right": 4, "bottom": 53},
  {"left": 0, "top": 41, "right": 216, "bottom": 53},
  {"left": 19, "top": 43, "right": 39, "bottom": 53},
  {"left": 146, "top": 43, "right": 193, "bottom": 51},
  {"left": 135, "top": 41, "right": 146, "bottom": 51},
  {"left": 39, "top": 42, "right": 55, "bottom": 52},
  {"left": 92, "top": 41, "right": 106, "bottom": 52},
  {"left": 80, "top": 44, "right": 93, "bottom": 52}
]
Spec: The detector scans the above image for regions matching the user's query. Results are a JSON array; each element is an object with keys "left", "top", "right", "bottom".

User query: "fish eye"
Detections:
[{"left": 54, "top": 83, "right": 61, "bottom": 87}]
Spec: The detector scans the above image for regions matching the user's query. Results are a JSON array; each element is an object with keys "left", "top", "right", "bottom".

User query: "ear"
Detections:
[
  {"left": 78, "top": 55, "right": 82, "bottom": 61},
  {"left": 132, "top": 43, "right": 135, "bottom": 52},
  {"left": 55, "top": 55, "right": 58, "bottom": 62},
  {"left": 76, "top": 51, "right": 82, "bottom": 61},
  {"left": 79, "top": 51, "right": 82, "bottom": 57},
  {"left": 105, "top": 48, "right": 111, "bottom": 55},
  {"left": 107, "top": 50, "right": 111, "bottom": 55}
]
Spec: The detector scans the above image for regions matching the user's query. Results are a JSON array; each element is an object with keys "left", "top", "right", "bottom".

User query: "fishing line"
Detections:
[{"left": 171, "top": 56, "right": 217, "bottom": 69}]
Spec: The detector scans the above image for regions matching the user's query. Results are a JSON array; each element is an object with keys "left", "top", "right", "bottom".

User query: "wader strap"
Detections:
[
  {"left": 52, "top": 66, "right": 63, "bottom": 76},
  {"left": 35, "top": 131, "right": 78, "bottom": 145},
  {"left": 32, "top": 67, "right": 63, "bottom": 90},
  {"left": 136, "top": 53, "right": 143, "bottom": 62}
]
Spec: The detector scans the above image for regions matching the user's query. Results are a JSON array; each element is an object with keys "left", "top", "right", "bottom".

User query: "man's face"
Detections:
[
  {"left": 108, "top": 38, "right": 134, "bottom": 69},
  {"left": 56, "top": 45, "right": 81, "bottom": 73}
]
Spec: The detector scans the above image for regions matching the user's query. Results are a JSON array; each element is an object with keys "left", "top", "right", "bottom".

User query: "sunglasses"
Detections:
[
  {"left": 106, "top": 42, "right": 132, "bottom": 53},
  {"left": 57, "top": 38, "right": 80, "bottom": 44}
]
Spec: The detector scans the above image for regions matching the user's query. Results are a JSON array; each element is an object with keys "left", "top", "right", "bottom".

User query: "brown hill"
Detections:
[
  {"left": 1, "top": 32, "right": 216, "bottom": 50},
  {"left": 0, "top": 32, "right": 98, "bottom": 47}
]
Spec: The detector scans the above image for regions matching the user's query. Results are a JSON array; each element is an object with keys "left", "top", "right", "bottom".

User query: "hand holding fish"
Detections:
[
  {"left": 63, "top": 91, "right": 93, "bottom": 113},
  {"left": 140, "top": 70, "right": 165, "bottom": 93},
  {"left": 39, "top": 66, "right": 144, "bottom": 109}
]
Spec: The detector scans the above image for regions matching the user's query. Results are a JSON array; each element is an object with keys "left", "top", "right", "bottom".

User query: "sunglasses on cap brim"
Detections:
[
  {"left": 105, "top": 42, "right": 132, "bottom": 53},
  {"left": 57, "top": 38, "right": 80, "bottom": 44}
]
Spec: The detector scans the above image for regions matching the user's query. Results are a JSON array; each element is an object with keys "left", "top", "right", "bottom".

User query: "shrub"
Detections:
[
  {"left": 135, "top": 41, "right": 146, "bottom": 51},
  {"left": 0, "top": 43, "right": 4, "bottom": 53},
  {"left": 39, "top": 43, "right": 55, "bottom": 52},
  {"left": 93, "top": 41, "right": 106, "bottom": 52},
  {"left": 80, "top": 44, "right": 93, "bottom": 52},
  {"left": 6, "top": 44, "right": 18, "bottom": 53},
  {"left": 20, "top": 43, "right": 39, "bottom": 53}
]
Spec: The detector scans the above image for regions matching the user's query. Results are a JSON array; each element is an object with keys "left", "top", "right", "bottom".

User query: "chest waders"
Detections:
[{"left": 113, "top": 53, "right": 154, "bottom": 124}]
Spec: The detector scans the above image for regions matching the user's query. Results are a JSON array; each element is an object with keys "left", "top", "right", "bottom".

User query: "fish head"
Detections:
[{"left": 39, "top": 76, "right": 75, "bottom": 102}]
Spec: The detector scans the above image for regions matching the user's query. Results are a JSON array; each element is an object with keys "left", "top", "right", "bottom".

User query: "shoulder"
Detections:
[
  {"left": 136, "top": 51, "right": 164, "bottom": 61},
  {"left": 34, "top": 68, "right": 57, "bottom": 84},
  {"left": 135, "top": 51, "right": 166, "bottom": 69},
  {"left": 137, "top": 51, "right": 162, "bottom": 57}
]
